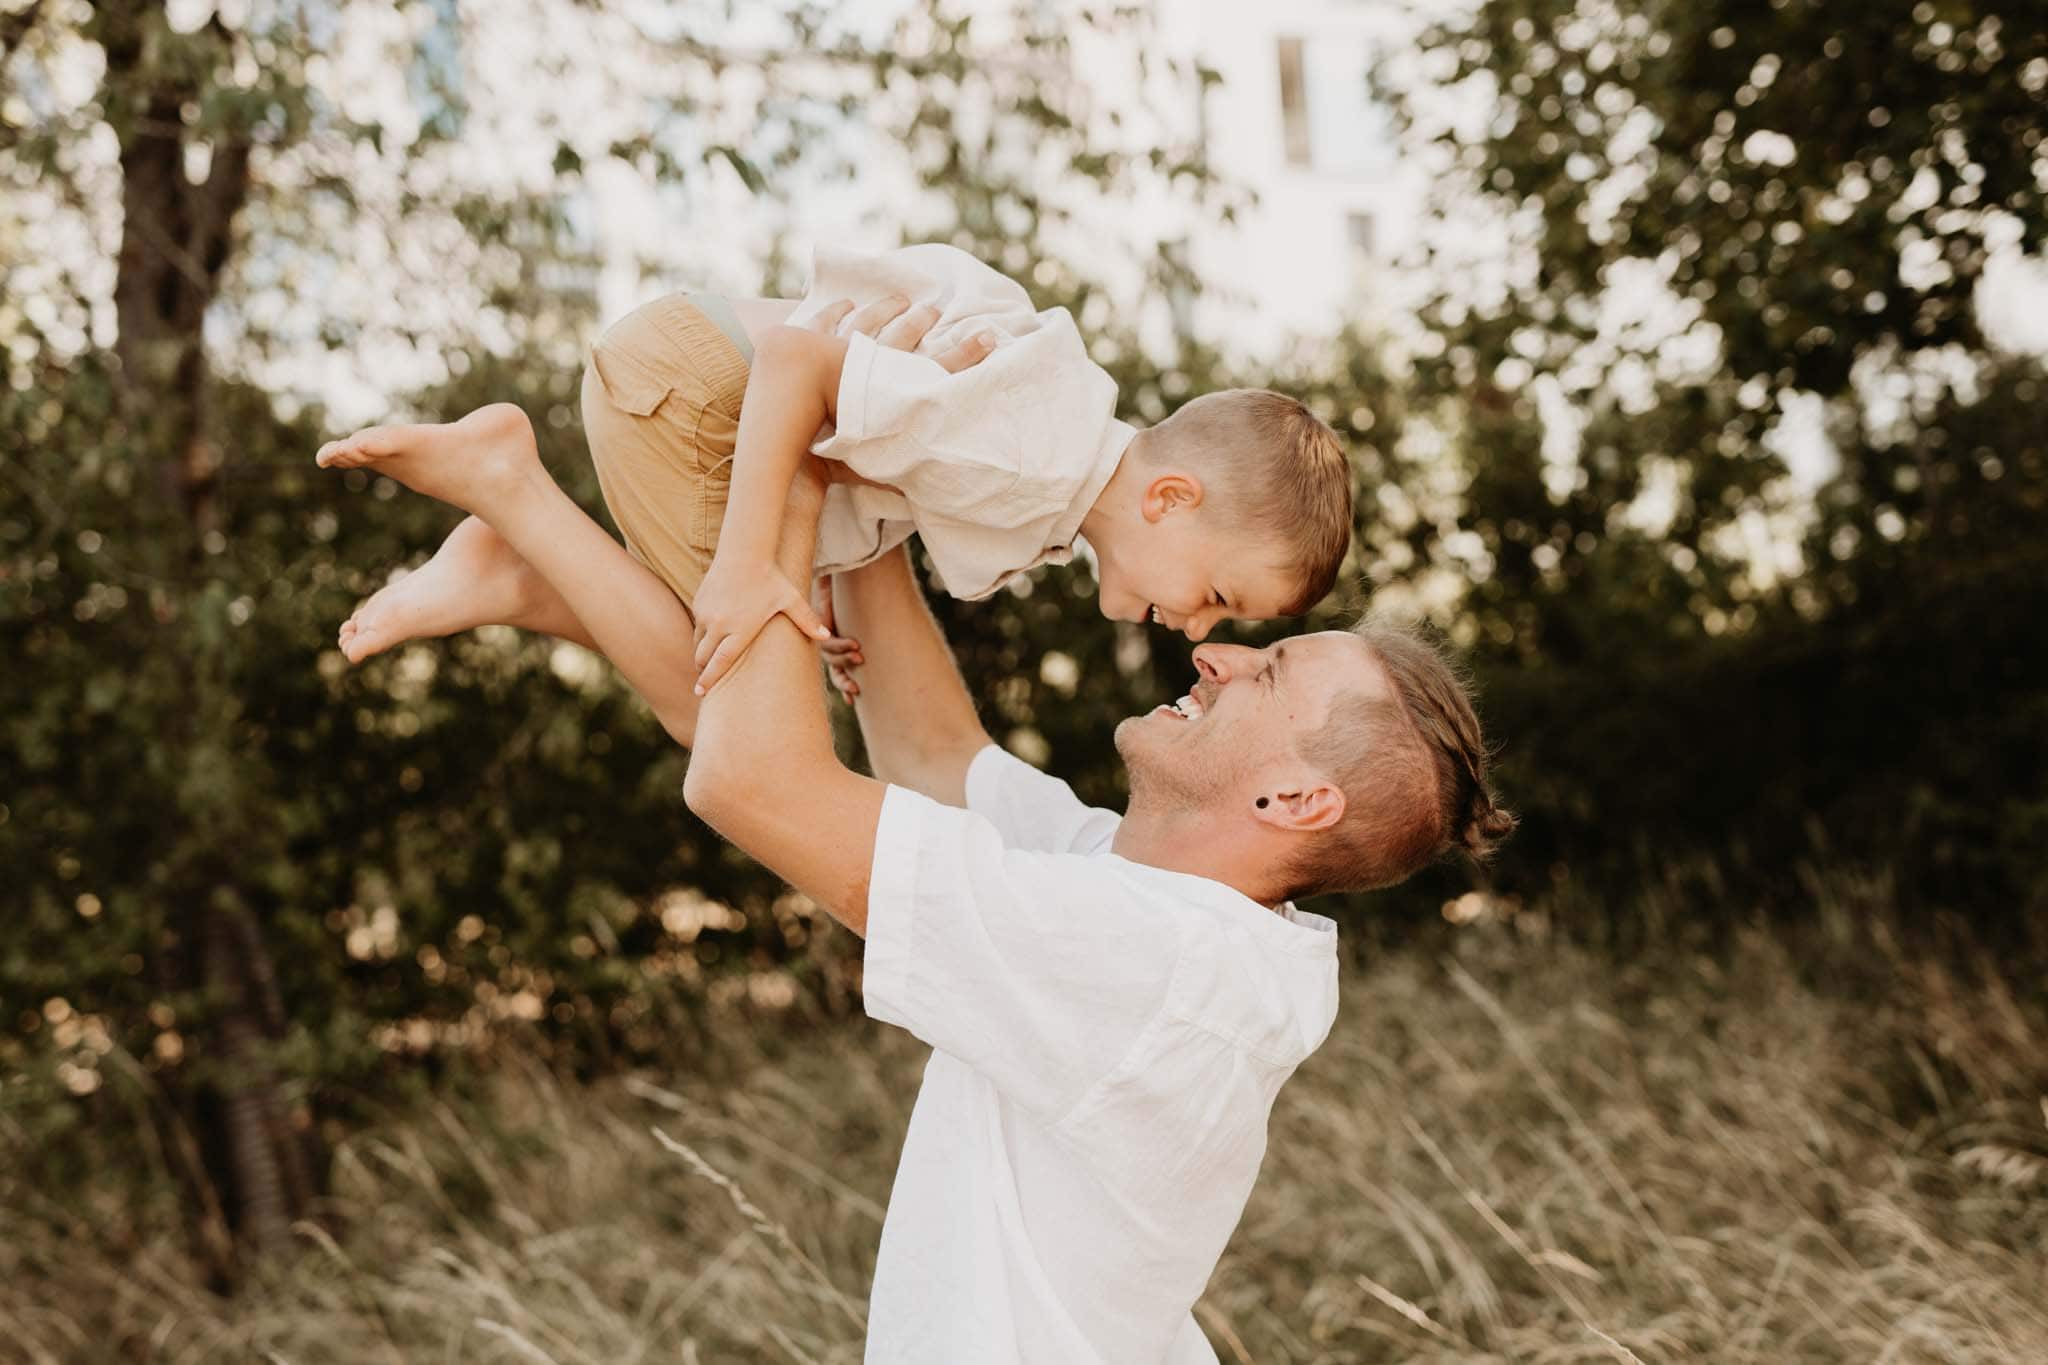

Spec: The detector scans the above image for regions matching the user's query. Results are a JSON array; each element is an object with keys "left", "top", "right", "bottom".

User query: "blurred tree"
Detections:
[
  {"left": 1388, "top": 0, "right": 2047, "bottom": 646},
  {"left": 1383, "top": 0, "right": 2048, "bottom": 912}
]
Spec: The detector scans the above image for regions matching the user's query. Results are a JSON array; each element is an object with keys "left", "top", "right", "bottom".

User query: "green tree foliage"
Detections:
[{"left": 1382, "top": 0, "right": 2048, "bottom": 913}]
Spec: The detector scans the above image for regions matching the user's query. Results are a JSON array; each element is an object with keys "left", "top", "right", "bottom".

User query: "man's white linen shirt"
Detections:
[
  {"left": 861, "top": 745, "right": 1341, "bottom": 1364},
  {"left": 786, "top": 244, "right": 1137, "bottom": 600}
]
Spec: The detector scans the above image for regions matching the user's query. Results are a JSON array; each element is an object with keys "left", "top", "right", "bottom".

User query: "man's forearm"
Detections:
[
  {"left": 684, "top": 460, "right": 884, "bottom": 935},
  {"left": 832, "top": 547, "right": 990, "bottom": 807}
]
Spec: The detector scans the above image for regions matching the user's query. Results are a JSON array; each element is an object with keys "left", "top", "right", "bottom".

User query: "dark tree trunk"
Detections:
[
  {"left": 201, "top": 892, "right": 314, "bottom": 1259},
  {"left": 95, "top": 0, "right": 310, "bottom": 1284}
]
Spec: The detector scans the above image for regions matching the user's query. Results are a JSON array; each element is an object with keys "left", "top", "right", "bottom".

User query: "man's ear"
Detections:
[
  {"left": 1141, "top": 472, "right": 1205, "bottom": 523},
  {"left": 1252, "top": 781, "right": 1346, "bottom": 833}
]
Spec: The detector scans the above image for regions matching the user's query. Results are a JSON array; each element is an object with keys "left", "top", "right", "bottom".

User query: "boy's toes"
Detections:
[
  {"left": 317, "top": 429, "right": 393, "bottom": 468},
  {"left": 340, "top": 623, "right": 386, "bottom": 664}
]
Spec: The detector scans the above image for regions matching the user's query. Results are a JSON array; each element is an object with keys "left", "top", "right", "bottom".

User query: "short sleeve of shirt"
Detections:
[
  {"left": 863, "top": 785, "right": 1179, "bottom": 1123},
  {"left": 817, "top": 322, "right": 1116, "bottom": 533},
  {"left": 963, "top": 744, "right": 1120, "bottom": 856}
]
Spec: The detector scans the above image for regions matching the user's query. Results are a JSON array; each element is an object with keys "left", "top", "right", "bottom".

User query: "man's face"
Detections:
[
  {"left": 1114, "top": 631, "right": 1386, "bottom": 810},
  {"left": 1092, "top": 515, "right": 1302, "bottom": 643}
]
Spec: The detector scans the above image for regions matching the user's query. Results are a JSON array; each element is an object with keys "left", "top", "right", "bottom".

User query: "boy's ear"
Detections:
[{"left": 1141, "top": 472, "right": 1205, "bottom": 523}]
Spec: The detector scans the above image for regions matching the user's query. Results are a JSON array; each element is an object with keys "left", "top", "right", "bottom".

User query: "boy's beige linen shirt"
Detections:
[{"left": 787, "top": 244, "right": 1136, "bottom": 599}]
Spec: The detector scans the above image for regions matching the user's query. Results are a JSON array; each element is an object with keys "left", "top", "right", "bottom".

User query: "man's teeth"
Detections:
[{"left": 1168, "top": 693, "right": 1204, "bottom": 720}]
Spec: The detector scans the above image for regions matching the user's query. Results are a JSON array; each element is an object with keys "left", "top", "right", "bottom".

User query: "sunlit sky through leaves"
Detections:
[{"left": 6, "top": 0, "right": 2047, "bottom": 592}]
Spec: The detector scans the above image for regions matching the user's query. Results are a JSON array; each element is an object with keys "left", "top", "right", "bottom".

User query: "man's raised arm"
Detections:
[
  {"left": 829, "top": 547, "right": 992, "bottom": 808},
  {"left": 683, "top": 464, "right": 886, "bottom": 937},
  {"left": 682, "top": 298, "right": 1000, "bottom": 932}
]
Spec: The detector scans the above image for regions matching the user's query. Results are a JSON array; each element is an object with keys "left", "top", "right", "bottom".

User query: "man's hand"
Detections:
[
  {"left": 693, "top": 554, "right": 831, "bottom": 694},
  {"left": 803, "top": 297, "right": 998, "bottom": 374}
]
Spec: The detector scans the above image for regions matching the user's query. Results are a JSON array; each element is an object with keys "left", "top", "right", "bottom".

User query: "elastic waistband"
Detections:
[{"left": 685, "top": 292, "right": 753, "bottom": 363}]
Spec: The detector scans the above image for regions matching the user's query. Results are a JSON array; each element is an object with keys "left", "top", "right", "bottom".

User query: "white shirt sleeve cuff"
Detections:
[
  {"left": 962, "top": 743, "right": 1013, "bottom": 818},
  {"left": 830, "top": 330, "right": 882, "bottom": 444},
  {"left": 861, "top": 783, "right": 924, "bottom": 1030}
]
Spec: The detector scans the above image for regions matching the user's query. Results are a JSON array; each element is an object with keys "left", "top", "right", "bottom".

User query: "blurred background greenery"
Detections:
[{"left": 3, "top": 0, "right": 2044, "bottom": 1358}]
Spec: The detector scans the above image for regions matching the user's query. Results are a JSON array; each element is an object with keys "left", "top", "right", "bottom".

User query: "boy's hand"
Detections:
[
  {"left": 692, "top": 555, "right": 831, "bottom": 695},
  {"left": 815, "top": 574, "right": 864, "bottom": 702}
]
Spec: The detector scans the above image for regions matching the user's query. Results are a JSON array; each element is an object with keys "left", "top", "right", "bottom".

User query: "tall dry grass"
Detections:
[{"left": 5, "top": 879, "right": 2045, "bottom": 1363}]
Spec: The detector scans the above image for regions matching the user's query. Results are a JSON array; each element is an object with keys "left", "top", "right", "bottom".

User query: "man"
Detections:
[
  {"left": 321, "top": 302, "right": 1510, "bottom": 1362},
  {"left": 702, "top": 532, "right": 1513, "bottom": 1363}
]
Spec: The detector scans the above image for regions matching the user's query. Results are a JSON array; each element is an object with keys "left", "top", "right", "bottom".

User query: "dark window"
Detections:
[
  {"left": 1277, "top": 37, "right": 1312, "bottom": 168},
  {"left": 1347, "top": 211, "right": 1377, "bottom": 258}
]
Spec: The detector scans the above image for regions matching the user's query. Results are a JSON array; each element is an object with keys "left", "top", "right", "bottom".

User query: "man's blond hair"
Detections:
[
  {"left": 1281, "top": 619, "right": 1515, "bottom": 900},
  {"left": 1143, "top": 389, "right": 1353, "bottom": 614}
]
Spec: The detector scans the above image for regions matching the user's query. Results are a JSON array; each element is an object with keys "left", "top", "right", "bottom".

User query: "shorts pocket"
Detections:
[
  {"left": 588, "top": 342, "right": 672, "bottom": 418},
  {"left": 681, "top": 396, "right": 739, "bottom": 553}
]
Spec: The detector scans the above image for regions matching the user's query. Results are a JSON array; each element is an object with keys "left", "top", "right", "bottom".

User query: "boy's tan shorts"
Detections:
[{"left": 580, "top": 292, "right": 754, "bottom": 606}]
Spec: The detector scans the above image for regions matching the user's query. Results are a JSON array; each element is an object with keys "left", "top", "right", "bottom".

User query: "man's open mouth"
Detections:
[{"left": 1153, "top": 693, "right": 1205, "bottom": 722}]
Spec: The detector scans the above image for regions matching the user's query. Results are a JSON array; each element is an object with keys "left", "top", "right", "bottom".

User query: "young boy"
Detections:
[{"left": 317, "top": 243, "right": 1353, "bottom": 700}]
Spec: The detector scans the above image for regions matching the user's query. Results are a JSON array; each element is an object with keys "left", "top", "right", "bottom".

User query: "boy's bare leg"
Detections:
[
  {"left": 329, "top": 300, "right": 801, "bottom": 663},
  {"left": 319, "top": 402, "right": 720, "bottom": 744},
  {"left": 315, "top": 299, "right": 976, "bottom": 737},
  {"left": 336, "top": 513, "right": 598, "bottom": 663},
  {"left": 322, "top": 406, "right": 605, "bottom": 662},
  {"left": 324, "top": 305, "right": 806, "bottom": 666}
]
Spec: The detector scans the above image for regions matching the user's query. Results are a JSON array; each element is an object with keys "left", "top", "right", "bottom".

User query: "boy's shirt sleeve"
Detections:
[
  {"left": 794, "top": 241, "right": 1130, "bottom": 597},
  {"left": 815, "top": 319, "right": 1114, "bottom": 531}
]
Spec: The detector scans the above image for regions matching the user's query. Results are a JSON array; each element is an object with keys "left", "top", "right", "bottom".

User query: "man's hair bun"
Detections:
[{"left": 1456, "top": 799, "right": 1518, "bottom": 861}]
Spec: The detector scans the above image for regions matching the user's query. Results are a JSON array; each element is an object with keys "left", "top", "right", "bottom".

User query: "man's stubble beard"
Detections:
[{"left": 1115, "top": 716, "right": 1244, "bottom": 816}]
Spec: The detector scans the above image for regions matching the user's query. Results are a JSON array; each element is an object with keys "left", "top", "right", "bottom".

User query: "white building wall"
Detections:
[
  {"left": 1027, "top": 0, "right": 1432, "bottom": 359},
  {"left": 581, "top": 0, "right": 1428, "bottom": 362},
  {"left": 1159, "top": 0, "right": 1426, "bottom": 348}
]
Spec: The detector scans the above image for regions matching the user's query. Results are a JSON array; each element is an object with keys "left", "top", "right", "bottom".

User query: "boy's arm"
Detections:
[
  {"left": 691, "top": 324, "right": 849, "bottom": 691},
  {"left": 692, "top": 306, "right": 994, "bottom": 691},
  {"left": 828, "top": 547, "right": 991, "bottom": 808}
]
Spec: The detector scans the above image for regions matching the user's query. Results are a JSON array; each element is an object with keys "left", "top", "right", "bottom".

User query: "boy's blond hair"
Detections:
[{"left": 1141, "top": 389, "right": 1353, "bottom": 614}]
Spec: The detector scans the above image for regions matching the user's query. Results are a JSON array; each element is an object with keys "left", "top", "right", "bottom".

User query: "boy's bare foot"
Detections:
[
  {"left": 315, "top": 402, "right": 540, "bottom": 517},
  {"left": 338, "top": 516, "right": 541, "bottom": 664}
]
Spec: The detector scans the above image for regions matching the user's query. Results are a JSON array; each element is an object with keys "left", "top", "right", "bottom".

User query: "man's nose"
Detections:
[{"left": 1191, "top": 642, "right": 1257, "bottom": 680}]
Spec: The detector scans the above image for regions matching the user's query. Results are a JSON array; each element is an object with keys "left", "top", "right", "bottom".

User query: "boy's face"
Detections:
[{"left": 1092, "top": 507, "right": 1303, "bottom": 642}]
